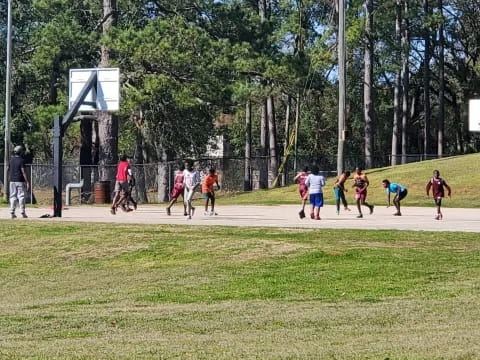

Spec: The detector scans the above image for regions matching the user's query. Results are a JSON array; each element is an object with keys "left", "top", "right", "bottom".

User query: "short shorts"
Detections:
[
  {"left": 114, "top": 181, "right": 129, "bottom": 195},
  {"left": 355, "top": 188, "right": 367, "bottom": 201},
  {"left": 395, "top": 189, "right": 408, "bottom": 201},
  {"left": 202, "top": 191, "right": 214, "bottom": 199},
  {"left": 299, "top": 185, "right": 308, "bottom": 199},
  {"left": 309, "top": 193, "right": 324, "bottom": 207},
  {"left": 171, "top": 184, "right": 184, "bottom": 199}
]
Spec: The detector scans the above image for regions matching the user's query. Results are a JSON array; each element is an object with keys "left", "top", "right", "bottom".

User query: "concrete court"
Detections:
[{"left": 2, "top": 204, "right": 480, "bottom": 232}]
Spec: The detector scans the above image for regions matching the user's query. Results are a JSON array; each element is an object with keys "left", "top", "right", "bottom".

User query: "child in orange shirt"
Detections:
[{"left": 202, "top": 168, "right": 220, "bottom": 216}]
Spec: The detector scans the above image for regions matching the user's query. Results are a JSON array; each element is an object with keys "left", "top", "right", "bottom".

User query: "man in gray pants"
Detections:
[{"left": 9, "top": 145, "right": 30, "bottom": 219}]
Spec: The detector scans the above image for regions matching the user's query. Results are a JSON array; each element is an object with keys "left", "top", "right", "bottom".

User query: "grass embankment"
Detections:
[
  {"left": 1, "top": 221, "right": 480, "bottom": 358},
  {"left": 218, "top": 153, "right": 480, "bottom": 207}
]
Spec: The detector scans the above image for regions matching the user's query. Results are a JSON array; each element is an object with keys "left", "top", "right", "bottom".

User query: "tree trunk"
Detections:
[
  {"left": 337, "top": 0, "right": 346, "bottom": 174},
  {"left": 423, "top": 0, "right": 431, "bottom": 158},
  {"left": 391, "top": 0, "right": 402, "bottom": 166},
  {"left": 258, "top": 0, "right": 267, "bottom": 22},
  {"left": 267, "top": 95, "right": 278, "bottom": 187},
  {"left": 401, "top": 0, "right": 409, "bottom": 165},
  {"left": 259, "top": 100, "right": 268, "bottom": 189},
  {"left": 281, "top": 95, "right": 291, "bottom": 186},
  {"left": 134, "top": 129, "right": 148, "bottom": 204},
  {"left": 294, "top": 93, "right": 301, "bottom": 174},
  {"left": 98, "top": 0, "right": 118, "bottom": 182},
  {"left": 364, "top": 0, "right": 374, "bottom": 169},
  {"left": 244, "top": 100, "right": 252, "bottom": 191},
  {"left": 437, "top": 0, "right": 445, "bottom": 157}
]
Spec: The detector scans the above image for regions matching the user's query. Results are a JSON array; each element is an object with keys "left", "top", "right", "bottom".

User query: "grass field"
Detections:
[
  {"left": 218, "top": 153, "right": 480, "bottom": 208},
  {"left": 1, "top": 220, "right": 480, "bottom": 359}
]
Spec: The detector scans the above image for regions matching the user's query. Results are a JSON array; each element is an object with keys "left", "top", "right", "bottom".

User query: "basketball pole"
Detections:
[
  {"left": 3, "top": 0, "right": 13, "bottom": 201},
  {"left": 53, "top": 71, "right": 97, "bottom": 217}
]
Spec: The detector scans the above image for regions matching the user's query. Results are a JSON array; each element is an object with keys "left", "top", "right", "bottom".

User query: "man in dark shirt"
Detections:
[{"left": 9, "top": 145, "right": 30, "bottom": 219}]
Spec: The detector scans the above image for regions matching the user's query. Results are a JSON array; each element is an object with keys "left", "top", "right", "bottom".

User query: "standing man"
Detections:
[
  {"left": 110, "top": 155, "right": 131, "bottom": 215},
  {"left": 305, "top": 165, "right": 326, "bottom": 220},
  {"left": 183, "top": 160, "right": 201, "bottom": 220},
  {"left": 353, "top": 167, "right": 374, "bottom": 218},
  {"left": 382, "top": 179, "right": 408, "bottom": 216},
  {"left": 426, "top": 170, "right": 451, "bottom": 220},
  {"left": 333, "top": 170, "right": 351, "bottom": 215},
  {"left": 9, "top": 145, "right": 30, "bottom": 219}
]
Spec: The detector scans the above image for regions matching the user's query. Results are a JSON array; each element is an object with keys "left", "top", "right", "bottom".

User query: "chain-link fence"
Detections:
[{"left": 0, "top": 153, "right": 452, "bottom": 205}]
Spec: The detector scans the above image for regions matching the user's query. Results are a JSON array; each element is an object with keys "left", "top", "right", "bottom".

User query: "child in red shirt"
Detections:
[
  {"left": 426, "top": 170, "right": 452, "bottom": 220},
  {"left": 202, "top": 168, "right": 220, "bottom": 216}
]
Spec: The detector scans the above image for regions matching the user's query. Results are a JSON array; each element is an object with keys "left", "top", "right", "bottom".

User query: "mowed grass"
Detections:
[
  {"left": 218, "top": 153, "right": 480, "bottom": 207},
  {"left": 1, "top": 221, "right": 480, "bottom": 359}
]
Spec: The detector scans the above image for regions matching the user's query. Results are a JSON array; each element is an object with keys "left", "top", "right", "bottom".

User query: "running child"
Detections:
[
  {"left": 333, "top": 170, "right": 351, "bottom": 215},
  {"left": 166, "top": 164, "right": 187, "bottom": 216},
  {"left": 353, "top": 167, "right": 374, "bottom": 218},
  {"left": 183, "top": 160, "right": 201, "bottom": 220},
  {"left": 202, "top": 168, "right": 220, "bottom": 216},
  {"left": 426, "top": 170, "right": 451, "bottom": 220},
  {"left": 111, "top": 155, "right": 131, "bottom": 215},
  {"left": 305, "top": 165, "right": 326, "bottom": 220},
  {"left": 382, "top": 179, "right": 408, "bottom": 216},
  {"left": 293, "top": 166, "right": 309, "bottom": 219}
]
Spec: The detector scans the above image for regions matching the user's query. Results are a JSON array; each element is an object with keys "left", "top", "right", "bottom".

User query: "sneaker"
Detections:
[
  {"left": 125, "top": 208, "right": 133, "bottom": 212},
  {"left": 310, "top": 212, "right": 314, "bottom": 219},
  {"left": 336, "top": 209, "right": 340, "bottom": 215},
  {"left": 10, "top": 213, "right": 16, "bottom": 219},
  {"left": 357, "top": 214, "right": 363, "bottom": 218},
  {"left": 314, "top": 216, "right": 321, "bottom": 220},
  {"left": 110, "top": 207, "right": 116, "bottom": 215},
  {"left": 183, "top": 212, "right": 188, "bottom": 216},
  {"left": 204, "top": 211, "right": 210, "bottom": 216},
  {"left": 191, "top": 207, "right": 196, "bottom": 217},
  {"left": 120, "top": 204, "right": 128, "bottom": 212},
  {"left": 393, "top": 212, "right": 402, "bottom": 216},
  {"left": 186, "top": 215, "right": 192, "bottom": 220},
  {"left": 434, "top": 214, "right": 440, "bottom": 220},
  {"left": 344, "top": 207, "right": 351, "bottom": 211},
  {"left": 166, "top": 208, "right": 171, "bottom": 216},
  {"left": 210, "top": 211, "right": 218, "bottom": 216},
  {"left": 133, "top": 203, "right": 137, "bottom": 210},
  {"left": 299, "top": 210, "right": 306, "bottom": 219},
  {"left": 21, "top": 213, "right": 28, "bottom": 218},
  {"left": 369, "top": 205, "right": 374, "bottom": 214}
]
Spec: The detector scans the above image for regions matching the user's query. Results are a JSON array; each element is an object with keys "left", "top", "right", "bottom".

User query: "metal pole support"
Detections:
[{"left": 53, "top": 115, "right": 63, "bottom": 217}]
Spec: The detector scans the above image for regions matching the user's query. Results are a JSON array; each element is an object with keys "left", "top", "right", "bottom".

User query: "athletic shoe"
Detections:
[
  {"left": 186, "top": 215, "right": 192, "bottom": 220},
  {"left": 310, "top": 212, "right": 314, "bottom": 219},
  {"left": 344, "top": 207, "right": 351, "bottom": 211},
  {"left": 357, "top": 214, "right": 363, "bottom": 218},
  {"left": 21, "top": 213, "right": 28, "bottom": 218},
  {"left": 183, "top": 212, "right": 188, "bottom": 216},
  {"left": 204, "top": 211, "right": 210, "bottom": 216},
  {"left": 393, "top": 212, "right": 402, "bottom": 216},
  {"left": 299, "top": 210, "right": 306, "bottom": 219},
  {"left": 369, "top": 205, "right": 374, "bottom": 214},
  {"left": 210, "top": 211, "right": 218, "bottom": 216},
  {"left": 336, "top": 209, "right": 340, "bottom": 215},
  {"left": 10, "top": 213, "right": 16, "bottom": 219},
  {"left": 314, "top": 216, "right": 321, "bottom": 220},
  {"left": 110, "top": 207, "right": 116, "bottom": 215},
  {"left": 120, "top": 204, "right": 128, "bottom": 212},
  {"left": 191, "top": 207, "right": 196, "bottom": 217},
  {"left": 133, "top": 203, "right": 137, "bottom": 210},
  {"left": 166, "top": 208, "right": 171, "bottom": 216},
  {"left": 125, "top": 208, "right": 133, "bottom": 212},
  {"left": 435, "top": 214, "right": 443, "bottom": 220}
]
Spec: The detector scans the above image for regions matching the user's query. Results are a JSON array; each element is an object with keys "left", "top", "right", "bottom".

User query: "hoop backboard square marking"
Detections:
[
  {"left": 69, "top": 68, "right": 120, "bottom": 111},
  {"left": 469, "top": 99, "right": 480, "bottom": 132}
]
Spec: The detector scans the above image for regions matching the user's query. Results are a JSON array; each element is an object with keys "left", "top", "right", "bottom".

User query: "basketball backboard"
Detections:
[
  {"left": 469, "top": 99, "right": 480, "bottom": 132},
  {"left": 69, "top": 68, "right": 120, "bottom": 111}
]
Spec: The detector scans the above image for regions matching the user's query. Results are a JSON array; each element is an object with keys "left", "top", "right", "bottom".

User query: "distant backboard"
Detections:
[
  {"left": 469, "top": 99, "right": 480, "bottom": 132},
  {"left": 69, "top": 68, "right": 120, "bottom": 111}
]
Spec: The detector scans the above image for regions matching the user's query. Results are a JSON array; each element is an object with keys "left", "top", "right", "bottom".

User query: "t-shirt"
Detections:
[
  {"left": 183, "top": 169, "right": 200, "bottom": 189},
  {"left": 202, "top": 174, "right": 218, "bottom": 193},
  {"left": 305, "top": 174, "right": 326, "bottom": 194},
  {"left": 174, "top": 171, "right": 184, "bottom": 187},
  {"left": 386, "top": 183, "right": 406, "bottom": 194},
  {"left": 296, "top": 172, "right": 309, "bottom": 187},
  {"left": 9, "top": 155, "right": 26, "bottom": 182},
  {"left": 116, "top": 161, "right": 130, "bottom": 182}
]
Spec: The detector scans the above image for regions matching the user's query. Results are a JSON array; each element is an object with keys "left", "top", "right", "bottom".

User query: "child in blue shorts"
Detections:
[{"left": 305, "top": 165, "right": 326, "bottom": 220}]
